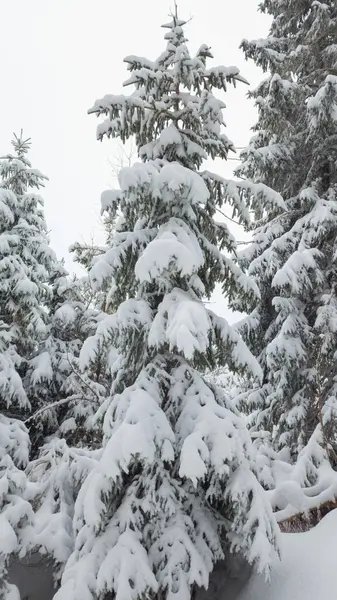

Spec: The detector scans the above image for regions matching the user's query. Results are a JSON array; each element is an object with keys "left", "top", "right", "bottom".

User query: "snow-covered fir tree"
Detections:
[
  {"left": 25, "top": 437, "right": 101, "bottom": 590},
  {"left": 0, "top": 415, "right": 33, "bottom": 600},
  {"left": 236, "top": 1, "right": 337, "bottom": 499},
  {"left": 0, "top": 132, "right": 57, "bottom": 598},
  {"left": 53, "top": 13, "right": 281, "bottom": 600},
  {"left": 0, "top": 133, "right": 103, "bottom": 456},
  {"left": 25, "top": 264, "right": 113, "bottom": 586},
  {"left": 26, "top": 262, "right": 103, "bottom": 453},
  {"left": 55, "top": 272, "right": 112, "bottom": 450},
  {"left": 0, "top": 187, "right": 28, "bottom": 416},
  {"left": 0, "top": 277, "right": 33, "bottom": 599},
  {"left": 0, "top": 132, "right": 58, "bottom": 415}
]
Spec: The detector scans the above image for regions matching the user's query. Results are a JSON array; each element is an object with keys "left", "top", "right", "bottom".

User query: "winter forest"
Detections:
[{"left": 1, "top": 1, "right": 337, "bottom": 599}]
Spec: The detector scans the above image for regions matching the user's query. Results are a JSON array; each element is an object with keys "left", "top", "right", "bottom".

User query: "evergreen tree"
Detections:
[
  {"left": 26, "top": 259, "right": 106, "bottom": 453},
  {"left": 0, "top": 132, "right": 57, "bottom": 414},
  {"left": 26, "top": 266, "right": 112, "bottom": 586},
  {"left": 0, "top": 415, "right": 33, "bottom": 600},
  {"left": 0, "top": 284, "right": 33, "bottom": 599},
  {"left": 0, "top": 133, "right": 69, "bottom": 598},
  {"left": 0, "top": 133, "right": 111, "bottom": 596},
  {"left": 0, "top": 188, "right": 28, "bottom": 414},
  {"left": 26, "top": 437, "right": 100, "bottom": 590},
  {"left": 54, "top": 13, "right": 280, "bottom": 600},
  {"left": 236, "top": 1, "right": 337, "bottom": 493},
  {"left": 0, "top": 133, "right": 100, "bottom": 454}
]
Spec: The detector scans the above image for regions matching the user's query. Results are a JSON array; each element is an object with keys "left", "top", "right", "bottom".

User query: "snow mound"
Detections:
[{"left": 238, "top": 510, "right": 337, "bottom": 600}]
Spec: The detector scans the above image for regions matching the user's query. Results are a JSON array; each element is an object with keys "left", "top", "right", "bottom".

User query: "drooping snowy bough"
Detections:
[{"left": 55, "top": 14, "right": 280, "bottom": 600}]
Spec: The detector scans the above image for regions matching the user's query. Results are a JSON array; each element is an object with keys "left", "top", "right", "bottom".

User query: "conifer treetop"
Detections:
[
  {"left": 88, "top": 10, "right": 249, "bottom": 171},
  {"left": 0, "top": 131, "right": 47, "bottom": 196},
  {"left": 12, "top": 130, "right": 31, "bottom": 158},
  {"left": 88, "top": 11, "right": 283, "bottom": 307}
]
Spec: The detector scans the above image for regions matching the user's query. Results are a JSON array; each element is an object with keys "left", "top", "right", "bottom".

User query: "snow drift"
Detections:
[{"left": 238, "top": 509, "right": 337, "bottom": 600}]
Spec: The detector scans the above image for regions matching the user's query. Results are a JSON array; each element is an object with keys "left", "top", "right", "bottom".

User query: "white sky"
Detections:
[{"left": 0, "top": 0, "right": 270, "bottom": 322}]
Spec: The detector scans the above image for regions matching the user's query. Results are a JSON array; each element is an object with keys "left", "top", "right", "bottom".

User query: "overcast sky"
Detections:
[{"left": 0, "top": 0, "right": 271, "bottom": 321}]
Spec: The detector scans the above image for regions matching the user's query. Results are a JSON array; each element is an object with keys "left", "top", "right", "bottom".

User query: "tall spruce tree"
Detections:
[
  {"left": 236, "top": 1, "right": 337, "bottom": 497},
  {"left": 53, "top": 13, "right": 281, "bottom": 600},
  {"left": 0, "top": 134, "right": 98, "bottom": 452},
  {"left": 0, "top": 133, "right": 58, "bottom": 410},
  {"left": 0, "top": 132, "right": 61, "bottom": 599},
  {"left": 0, "top": 133, "right": 110, "bottom": 596}
]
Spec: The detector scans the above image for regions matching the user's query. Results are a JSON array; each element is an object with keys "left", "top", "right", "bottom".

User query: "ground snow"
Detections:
[{"left": 238, "top": 509, "right": 337, "bottom": 600}]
